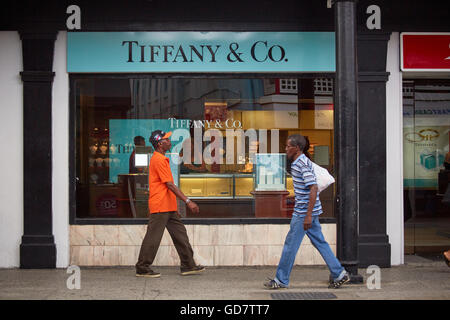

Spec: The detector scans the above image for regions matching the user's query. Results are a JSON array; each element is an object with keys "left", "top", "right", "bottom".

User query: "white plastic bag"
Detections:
[{"left": 311, "top": 162, "right": 335, "bottom": 193}]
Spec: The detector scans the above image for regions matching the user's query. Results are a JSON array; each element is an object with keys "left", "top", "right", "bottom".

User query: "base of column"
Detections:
[
  {"left": 358, "top": 235, "right": 391, "bottom": 268},
  {"left": 20, "top": 235, "right": 56, "bottom": 268}
]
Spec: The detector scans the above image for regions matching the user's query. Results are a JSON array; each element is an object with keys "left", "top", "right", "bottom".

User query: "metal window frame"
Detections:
[{"left": 69, "top": 72, "right": 337, "bottom": 225}]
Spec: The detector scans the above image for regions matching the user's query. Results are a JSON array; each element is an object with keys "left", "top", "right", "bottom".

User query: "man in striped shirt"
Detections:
[{"left": 264, "top": 134, "right": 349, "bottom": 289}]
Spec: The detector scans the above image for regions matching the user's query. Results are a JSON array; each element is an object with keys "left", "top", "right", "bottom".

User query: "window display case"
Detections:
[
  {"left": 251, "top": 153, "right": 289, "bottom": 217},
  {"left": 254, "top": 153, "right": 287, "bottom": 191},
  {"left": 234, "top": 174, "right": 253, "bottom": 198},
  {"left": 117, "top": 174, "right": 149, "bottom": 218},
  {"left": 287, "top": 176, "right": 294, "bottom": 196},
  {"left": 180, "top": 173, "right": 253, "bottom": 199},
  {"left": 180, "top": 174, "right": 233, "bottom": 199}
]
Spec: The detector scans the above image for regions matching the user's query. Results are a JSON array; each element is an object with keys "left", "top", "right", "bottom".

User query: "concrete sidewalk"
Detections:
[{"left": 0, "top": 255, "right": 449, "bottom": 300}]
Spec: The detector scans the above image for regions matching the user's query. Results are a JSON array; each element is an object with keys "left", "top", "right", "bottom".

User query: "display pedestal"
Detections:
[
  {"left": 117, "top": 174, "right": 149, "bottom": 218},
  {"left": 251, "top": 190, "right": 290, "bottom": 217}
]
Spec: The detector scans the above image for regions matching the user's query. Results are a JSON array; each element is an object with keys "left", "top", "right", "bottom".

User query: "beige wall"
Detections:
[
  {"left": 70, "top": 224, "right": 336, "bottom": 266},
  {"left": 0, "top": 32, "right": 23, "bottom": 268}
]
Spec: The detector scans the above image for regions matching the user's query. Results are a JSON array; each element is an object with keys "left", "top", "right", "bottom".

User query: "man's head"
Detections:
[
  {"left": 149, "top": 130, "right": 172, "bottom": 152},
  {"left": 286, "top": 134, "right": 307, "bottom": 161},
  {"left": 134, "top": 136, "right": 145, "bottom": 146}
]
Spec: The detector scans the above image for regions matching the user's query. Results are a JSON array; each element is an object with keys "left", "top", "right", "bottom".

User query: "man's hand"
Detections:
[
  {"left": 166, "top": 182, "right": 200, "bottom": 214},
  {"left": 187, "top": 201, "right": 200, "bottom": 214},
  {"left": 304, "top": 215, "right": 312, "bottom": 230},
  {"left": 304, "top": 184, "right": 318, "bottom": 230}
]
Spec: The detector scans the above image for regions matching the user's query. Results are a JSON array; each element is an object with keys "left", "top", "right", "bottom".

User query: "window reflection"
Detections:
[
  {"left": 75, "top": 77, "right": 335, "bottom": 219},
  {"left": 403, "top": 79, "right": 450, "bottom": 254}
]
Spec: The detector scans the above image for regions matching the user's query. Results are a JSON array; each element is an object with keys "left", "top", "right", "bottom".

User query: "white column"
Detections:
[
  {"left": 53, "top": 31, "right": 70, "bottom": 268},
  {"left": 386, "top": 32, "right": 404, "bottom": 265},
  {"left": 0, "top": 32, "right": 23, "bottom": 268},
  {"left": 0, "top": 31, "right": 23, "bottom": 268}
]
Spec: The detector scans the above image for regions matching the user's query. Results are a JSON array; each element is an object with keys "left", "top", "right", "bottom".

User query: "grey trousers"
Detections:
[{"left": 136, "top": 212, "right": 196, "bottom": 272}]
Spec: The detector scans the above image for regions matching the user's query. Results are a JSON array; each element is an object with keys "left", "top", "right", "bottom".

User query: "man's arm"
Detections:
[
  {"left": 166, "top": 181, "right": 200, "bottom": 214},
  {"left": 304, "top": 184, "right": 318, "bottom": 230}
]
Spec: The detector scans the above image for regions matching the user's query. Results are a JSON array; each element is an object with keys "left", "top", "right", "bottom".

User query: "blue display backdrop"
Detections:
[
  {"left": 109, "top": 119, "right": 188, "bottom": 183},
  {"left": 67, "top": 32, "right": 335, "bottom": 73}
]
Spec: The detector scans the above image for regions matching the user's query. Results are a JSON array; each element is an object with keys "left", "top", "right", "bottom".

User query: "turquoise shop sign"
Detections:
[{"left": 67, "top": 32, "right": 335, "bottom": 73}]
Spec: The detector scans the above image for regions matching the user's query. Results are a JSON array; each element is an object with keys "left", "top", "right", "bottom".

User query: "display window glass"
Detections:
[
  {"left": 403, "top": 79, "right": 450, "bottom": 254},
  {"left": 73, "top": 76, "right": 335, "bottom": 220}
]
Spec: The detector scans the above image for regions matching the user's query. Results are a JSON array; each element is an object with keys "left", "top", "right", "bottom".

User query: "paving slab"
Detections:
[{"left": 0, "top": 256, "right": 449, "bottom": 301}]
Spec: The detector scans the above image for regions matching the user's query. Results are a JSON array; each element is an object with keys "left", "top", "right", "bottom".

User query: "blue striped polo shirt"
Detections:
[{"left": 291, "top": 153, "right": 323, "bottom": 216}]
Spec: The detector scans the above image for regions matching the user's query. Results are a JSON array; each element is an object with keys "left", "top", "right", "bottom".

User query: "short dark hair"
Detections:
[
  {"left": 134, "top": 136, "right": 145, "bottom": 145},
  {"left": 288, "top": 134, "right": 311, "bottom": 159}
]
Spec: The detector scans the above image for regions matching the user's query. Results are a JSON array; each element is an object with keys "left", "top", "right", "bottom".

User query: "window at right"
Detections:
[
  {"left": 244, "top": 77, "right": 336, "bottom": 219},
  {"left": 403, "top": 79, "right": 450, "bottom": 254}
]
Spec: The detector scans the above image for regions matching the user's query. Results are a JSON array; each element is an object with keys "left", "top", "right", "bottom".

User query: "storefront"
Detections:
[
  {"left": 399, "top": 33, "right": 450, "bottom": 254},
  {"left": 67, "top": 31, "right": 339, "bottom": 267},
  {"left": 69, "top": 32, "right": 336, "bottom": 219},
  {"left": 1, "top": 0, "right": 449, "bottom": 269},
  {"left": 72, "top": 76, "right": 336, "bottom": 220}
]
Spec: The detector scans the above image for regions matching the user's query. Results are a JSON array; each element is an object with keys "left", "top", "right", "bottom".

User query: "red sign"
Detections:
[
  {"left": 401, "top": 33, "right": 450, "bottom": 71},
  {"left": 96, "top": 194, "right": 119, "bottom": 216}
]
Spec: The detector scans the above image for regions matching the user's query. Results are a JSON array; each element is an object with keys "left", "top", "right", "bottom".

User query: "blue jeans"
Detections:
[{"left": 274, "top": 214, "right": 346, "bottom": 287}]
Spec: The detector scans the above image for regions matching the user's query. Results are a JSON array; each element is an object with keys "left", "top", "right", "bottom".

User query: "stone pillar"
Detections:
[
  {"left": 19, "top": 31, "right": 57, "bottom": 268},
  {"left": 357, "top": 32, "right": 391, "bottom": 268}
]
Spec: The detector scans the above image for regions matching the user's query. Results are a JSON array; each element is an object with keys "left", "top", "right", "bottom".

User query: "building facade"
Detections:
[{"left": 0, "top": 0, "right": 449, "bottom": 269}]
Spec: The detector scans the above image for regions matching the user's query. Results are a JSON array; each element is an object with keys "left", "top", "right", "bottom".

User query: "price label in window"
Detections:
[{"left": 96, "top": 194, "right": 119, "bottom": 216}]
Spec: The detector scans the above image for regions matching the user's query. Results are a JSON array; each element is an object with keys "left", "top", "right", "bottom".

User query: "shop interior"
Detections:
[
  {"left": 74, "top": 77, "right": 336, "bottom": 220},
  {"left": 403, "top": 79, "right": 450, "bottom": 255}
]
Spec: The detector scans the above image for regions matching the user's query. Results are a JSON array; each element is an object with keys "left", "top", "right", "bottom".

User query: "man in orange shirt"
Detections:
[{"left": 136, "top": 130, "right": 205, "bottom": 278}]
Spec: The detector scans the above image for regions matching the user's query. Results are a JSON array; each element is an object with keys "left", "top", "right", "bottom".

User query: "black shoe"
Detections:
[
  {"left": 328, "top": 272, "right": 350, "bottom": 289},
  {"left": 181, "top": 265, "right": 205, "bottom": 276},
  {"left": 263, "top": 278, "right": 287, "bottom": 290},
  {"left": 136, "top": 269, "right": 161, "bottom": 278}
]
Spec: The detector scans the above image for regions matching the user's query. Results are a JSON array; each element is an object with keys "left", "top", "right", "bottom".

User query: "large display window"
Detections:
[
  {"left": 72, "top": 76, "right": 336, "bottom": 221},
  {"left": 403, "top": 79, "right": 450, "bottom": 253}
]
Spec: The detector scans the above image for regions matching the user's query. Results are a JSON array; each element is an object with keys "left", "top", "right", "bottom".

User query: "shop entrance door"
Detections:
[{"left": 403, "top": 79, "right": 450, "bottom": 255}]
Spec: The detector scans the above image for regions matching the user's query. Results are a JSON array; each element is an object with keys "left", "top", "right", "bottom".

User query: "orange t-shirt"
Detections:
[{"left": 148, "top": 152, "right": 177, "bottom": 214}]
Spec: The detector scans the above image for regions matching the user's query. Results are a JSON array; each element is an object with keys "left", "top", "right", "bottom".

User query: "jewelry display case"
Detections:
[
  {"left": 254, "top": 153, "right": 287, "bottom": 191},
  {"left": 180, "top": 174, "right": 233, "bottom": 199},
  {"left": 234, "top": 174, "right": 253, "bottom": 198},
  {"left": 251, "top": 153, "right": 290, "bottom": 217},
  {"left": 179, "top": 173, "right": 253, "bottom": 199},
  {"left": 287, "top": 176, "right": 294, "bottom": 196}
]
